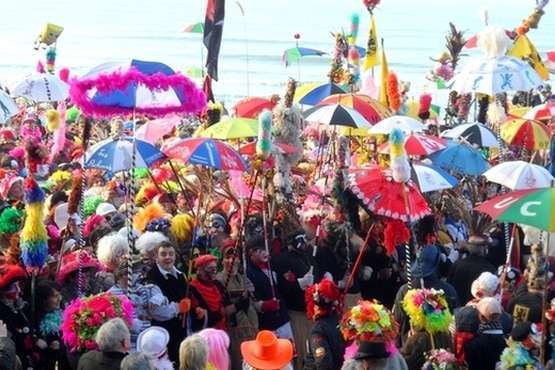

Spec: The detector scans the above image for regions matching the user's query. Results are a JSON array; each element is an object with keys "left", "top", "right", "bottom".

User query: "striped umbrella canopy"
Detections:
[
  {"left": 12, "top": 74, "right": 69, "bottom": 102},
  {"left": 379, "top": 133, "right": 447, "bottom": 156},
  {"left": 294, "top": 82, "right": 346, "bottom": 106},
  {"left": 441, "top": 122, "right": 498, "bottom": 148},
  {"left": 500, "top": 117, "right": 551, "bottom": 150},
  {"left": 411, "top": 162, "right": 458, "bottom": 193},
  {"left": 282, "top": 47, "right": 326, "bottom": 67},
  {"left": 200, "top": 117, "right": 259, "bottom": 139},
  {"left": 317, "top": 93, "right": 391, "bottom": 124},
  {"left": 369, "top": 115, "right": 425, "bottom": 135},
  {"left": 0, "top": 89, "right": 18, "bottom": 123},
  {"left": 523, "top": 102, "right": 555, "bottom": 122},
  {"left": 303, "top": 104, "right": 371, "bottom": 128}
]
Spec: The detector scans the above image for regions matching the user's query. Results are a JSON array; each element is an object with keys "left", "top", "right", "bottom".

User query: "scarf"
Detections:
[
  {"left": 478, "top": 320, "right": 503, "bottom": 335},
  {"left": 190, "top": 278, "right": 223, "bottom": 313}
]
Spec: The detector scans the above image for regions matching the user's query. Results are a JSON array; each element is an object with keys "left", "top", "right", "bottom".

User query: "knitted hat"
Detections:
[
  {"left": 194, "top": 254, "right": 218, "bottom": 269},
  {"left": 57, "top": 250, "right": 100, "bottom": 284},
  {"left": 471, "top": 272, "right": 499, "bottom": 299}
]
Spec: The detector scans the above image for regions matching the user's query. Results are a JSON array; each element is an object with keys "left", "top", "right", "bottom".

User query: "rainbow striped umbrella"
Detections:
[
  {"left": 500, "top": 117, "right": 551, "bottom": 150},
  {"left": 183, "top": 22, "right": 204, "bottom": 34}
]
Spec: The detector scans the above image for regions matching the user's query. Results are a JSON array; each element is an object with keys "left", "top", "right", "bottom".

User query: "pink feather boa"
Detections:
[{"left": 69, "top": 68, "right": 207, "bottom": 118}]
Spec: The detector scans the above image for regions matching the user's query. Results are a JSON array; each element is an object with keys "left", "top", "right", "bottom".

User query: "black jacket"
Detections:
[
  {"left": 448, "top": 255, "right": 496, "bottom": 305},
  {"left": 464, "top": 333, "right": 506, "bottom": 370},
  {"left": 273, "top": 249, "right": 313, "bottom": 312},
  {"left": 0, "top": 300, "right": 33, "bottom": 369},
  {"left": 304, "top": 315, "right": 345, "bottom": 370},
  {"left": 246, "top": 262, "right": 289, "bottom": 330},
  {"left": 77, "top": 351, "right": 126, "bottom": 370}
]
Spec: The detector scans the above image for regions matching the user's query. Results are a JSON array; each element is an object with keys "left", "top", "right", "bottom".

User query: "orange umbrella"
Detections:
[{"left": 317, "top": 93, "right": 391, "bottom": 124}]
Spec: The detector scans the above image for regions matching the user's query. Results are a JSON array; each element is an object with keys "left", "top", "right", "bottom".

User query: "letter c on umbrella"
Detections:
[{"left": 520, "top": 201, "right": 541, "bottom": 217}]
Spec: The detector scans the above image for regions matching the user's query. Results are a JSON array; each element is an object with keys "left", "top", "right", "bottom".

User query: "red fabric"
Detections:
[
  {"left": 194, "top": 254, "right": 217, "bottom": 269},
  {"left": 383, "top": 220, "right": 410, "bottom": 256},
  {"left": 454, "top": 332, "right": 475, "bottom": 364},
  {"left": 190, "top": 278, "right": 225, "bottom": 329}
]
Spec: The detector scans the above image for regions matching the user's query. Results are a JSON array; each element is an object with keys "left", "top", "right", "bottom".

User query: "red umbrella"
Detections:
[
  {"left": 317, "top": 93, "right": 391, "bottom": 124},
  {"left": 239, "top": 141, "right": 300, "bottom": 156},
  {"left": 378, "top": 133, "right": 447, "bottom": 156},
  {"left": 348, "top": 166, "right": 431, "bottom": 222},
  {"left": 233, "top": 97, "right": 278, "bottom": 118}
]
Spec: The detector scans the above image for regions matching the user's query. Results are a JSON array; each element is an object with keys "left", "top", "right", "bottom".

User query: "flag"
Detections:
[
  {"left": 363, "top": 15, "right": 379, "bottom": 70},
  {"left": 508, "top": 34, "right": 549, "bottom": 80},
  {"left": 203, "top": 0, "right": 225, "bottom": 81},
  {"left": 378, "top": 42, "right": 389, "bottom": 108}
]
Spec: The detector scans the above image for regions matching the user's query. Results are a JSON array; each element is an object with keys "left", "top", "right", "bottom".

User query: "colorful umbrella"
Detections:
[
  {"left": 411, "top": 162, "right": 458, "bottom": 193},
  {"left": 228, "top": 170, "right": 263, "bottom": 200},
  {"left": 239, "top": 141, "right": 299, "bottom": 156},
  {"left": 162, "top": 137, "right": 248, "bottom": 171},
  {"left": 475, "top": 187, "right": 555, "bottom": 231},
  {"left": 71, "top": 59, "right": 206, "bottom": 117},
  {"left": 294, "top": 82, "right": 346, "bottom": 106},
  {"left": 85, "top": 137, "right": 166, "bottom": 173},
  {"left": 13, "top": 74, "right": 69, "bottom": 102},
  {"left": 428, "top": 141, "right": 490, "bottom": 176},
  {"left": 135, "top": 115, "right": 181, "bottom": 144},
  {"left": 0, "top": 89, "right": 18, "bottom": 123},
  {"left": 182, "top": 22, "right": 204, "bottom": 34},
  {"left": 200, "top": 117, "right": 259, "bottom": 139},
  {"left": 233, "top": 97, "right": 278, "bottom": 119},
  {"left": 483, "top": 161, "right": 554, "bottom": 190},
  {"left": 378, "top": 133, "right": 447, "bottom": 156},
  {"left": 523, "top": 102, "right": 555, "bottom": 122},
  {"left": 369, "top": 115, "right": 425, "bottom": 135},
  {"left": 317, "top": 93, "right": 391, "bottom": 124},
  {"left": 451, "top": 56, "right": 543, "bottom": 95},
  {"left": 500, "top": 117, "right": 551, "bottom": 150},
  {"left": 348, "top": 166, "right": 431, "bottom": 222},
  {"left": 441, "top": 122, "right": 498, "bottom": 148},
  {"left": 547, "top": 51, "right": 555, "bottom": 73},
  {"left": 304, "top": 104, "right": 371, "bottom": 128},
  {"left": 282, "top": 47, "right": 326, "bottom": 67}
]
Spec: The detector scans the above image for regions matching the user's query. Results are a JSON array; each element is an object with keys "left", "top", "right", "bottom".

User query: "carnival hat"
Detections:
[
  {"left": 353, "top": 341, "right": 390, "bottom": 360},
  {"left": 0, "top": 264, "right": 26, "bottom": 290},
  {"left": 56, "top": 250, "right": 100, "bottom": 284},
  {"left": 240, "top": 330, "right": 293, "bottom": 370},
  {"left": 137, "top": 326, "right": 170, "bottom": 360}
]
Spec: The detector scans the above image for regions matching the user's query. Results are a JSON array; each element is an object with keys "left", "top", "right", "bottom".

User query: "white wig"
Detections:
[
  {"left": 136, "top": 231, "right": 169, "bottom": 256},
  {"left": 97, "top": 233, "right": 129, "bottom": 269}
]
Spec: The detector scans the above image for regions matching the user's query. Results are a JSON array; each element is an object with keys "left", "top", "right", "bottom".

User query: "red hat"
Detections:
[
  {"left": 0, "top": 263, "right": 26, "bottom": 290},
  {"left": 305, "top": 278, "right": 342, "bottom": 320},
  {"left": 83, "top": 214, "right": 105, "bottom": 239},
  {"left": 240, "top": 330, "right": 293, "bottom": 370},
  {"left": 0, "top": 128, "right": 16, "bottom": 144},
  {"left": 194, "top": 254, "right": 218, "bottom": 269},
  {"left": 57, "top": 250, "right": 100, "bottom": 284}
]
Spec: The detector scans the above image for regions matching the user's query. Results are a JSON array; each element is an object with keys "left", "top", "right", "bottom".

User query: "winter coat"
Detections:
[
  {"left": 464, "top": 332, "right": 506, "bottom": 370},
  {"left": 448, "top": 255, "right": 496, "bottom": 305},
  {"left": 77, "top": 351, "right": 126, "bottom": 370},
  {"left": 304, "top": 315, "right": 345, "bottom": 370},
  {"left": 400, "top": 330, "right": 452, "bottom": 370}
]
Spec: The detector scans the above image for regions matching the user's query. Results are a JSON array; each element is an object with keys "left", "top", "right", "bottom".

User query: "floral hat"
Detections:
[
  {"left": 402, "top": 288, "right": 452, "bottom": 333},
  {"left": 422, "top": 349, "right": 463, "bottom": 370},
  {"left": 340, "top": 300, "right": 399, "bottom": 343}
]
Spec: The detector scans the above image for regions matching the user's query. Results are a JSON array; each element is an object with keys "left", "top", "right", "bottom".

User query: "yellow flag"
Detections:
[
  {"left": 508, "top": 34, "right": 549, "bottom": 80},
  {"left": 363, "top": 16, "right": 379, "bottom": 70},
  {"left": 378, "top": 45, "right": 389, "bottom": 107}
]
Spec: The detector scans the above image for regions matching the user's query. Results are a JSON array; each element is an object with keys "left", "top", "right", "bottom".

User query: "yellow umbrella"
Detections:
[
  {"left": 500, "top": 117, "right": 551, "bottom": 150},
  {"left": 338, "top": 127, "right": 372, "bottom": 136},
  {"left": 199, "top": 117, "right": 259, "bottom": 139},
  {"left": 508, "top": 106, "right": 530, "bottom": 118}
]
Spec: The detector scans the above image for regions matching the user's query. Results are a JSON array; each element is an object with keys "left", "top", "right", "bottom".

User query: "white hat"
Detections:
[
  {"left": 96, "top": 202, "right": 117, "bottom": 217},
  {"left": 471, "top": 271, "right": 499, "bottom": 299},
  {"left": 137, "top": 326, "right": 170, "bottom": 359}
]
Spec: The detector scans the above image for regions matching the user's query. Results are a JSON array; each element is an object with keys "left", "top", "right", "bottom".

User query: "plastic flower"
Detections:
[
  {"left": 422, "top": 349, "right": 460, "bottom": 370},
  {"left": 340, "top": 300, "right": 398, "bottom": 342},
  {"left": 402, "top": 288, "right": 452, "bottom": 334},
  {"left": 61, "top": 292, "right": 134, "bottom": 352}
]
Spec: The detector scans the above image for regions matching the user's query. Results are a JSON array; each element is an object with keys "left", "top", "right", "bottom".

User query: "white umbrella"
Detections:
[
  {"left": 451, "top": 55, "right": 543, "bottom": 95},
  {"left": 12, "top": 74, "right": 69, "bottom": 102},
  {"left": 368, "top": 115, "right": 425, "bottom": 135},
  {"left": 411, "top": 162, "right": 458, "bottom": 193},
  {"left": 304, "top": 104, "right": 371, "bottom": 128},
  {"left": 482, "top": 160, "right": 554, "bottom": 190},
  {"left": 440, "top": 122, "right": 498, "bottom": 147},
  {"left": 0, "top": 89, "right": 18, "bottom": 123}
]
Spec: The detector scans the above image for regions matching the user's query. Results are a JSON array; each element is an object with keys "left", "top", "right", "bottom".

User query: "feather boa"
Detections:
[
  {"left": 20, "top": 178, "right": 48, "bottom": 269},
  {"left": 70, "top": 68, "right": 207, "bottom": 118},
  {"left": 39, "top": 310, "right": 62, "bottom": 337},
  {"left": 387, "top": 72, "right": 401, "bottom": 112},
  {"left": 402, "top": 288, "right": 452, "bottom": 333}
]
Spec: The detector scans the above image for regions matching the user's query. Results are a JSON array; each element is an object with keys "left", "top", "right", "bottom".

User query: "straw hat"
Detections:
[{"left": 240, "top": 330, "right": 293, "bottom": 370}]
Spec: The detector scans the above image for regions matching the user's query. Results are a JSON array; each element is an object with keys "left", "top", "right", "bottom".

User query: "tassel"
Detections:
[
  {"left": 387, "top": 71, "right": 401, "bottom": 112},
  {"left": 20, "top": 177, "right": 48, "bottom": 270},
  {"left": 389, "top": 128, "right": 410, "bottom": 183}
]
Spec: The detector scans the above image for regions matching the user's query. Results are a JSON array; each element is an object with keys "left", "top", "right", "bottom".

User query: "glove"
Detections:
[
  {"left": 195, "top": 307, "right": 207, "bottom": 319},
  {"left": 178, "top": 298, "right": 191, "bottom": 314},
  {"left": 360, "top": 266, "right": 373, "bottom": 281},
  {"left": 297, "top": 272, "right": 314, "bottom": 290},
  {"left": 235, "top": 297, "right": 250, "bottom": 312},
  {"left": 323, "top": 272, "right": 333, "bottom": 281},
  {"left": 283, "top": 271, "right": 296, "bottom": 283},
  {"left": 261, "top": 299, "right": 280, "bottom": 312}
]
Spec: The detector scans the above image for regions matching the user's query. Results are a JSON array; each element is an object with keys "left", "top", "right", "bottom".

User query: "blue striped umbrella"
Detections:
[{"left": 84, "top": 137, "right": 165, "bottom": 173}]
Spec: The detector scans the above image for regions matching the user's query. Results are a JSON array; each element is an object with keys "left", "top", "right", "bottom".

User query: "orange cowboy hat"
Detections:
[{"left": 240, "top": 331, "right": 293, "bottom": 370}]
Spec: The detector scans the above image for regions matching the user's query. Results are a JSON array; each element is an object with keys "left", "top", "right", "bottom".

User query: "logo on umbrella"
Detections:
[{"left": 520, "top": 201, "right": 541, "bottom": 217}]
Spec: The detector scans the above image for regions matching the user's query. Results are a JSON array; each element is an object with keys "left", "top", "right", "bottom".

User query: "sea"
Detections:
[{"left": 1, "top": 0, "right": 554, "bottom": 106}]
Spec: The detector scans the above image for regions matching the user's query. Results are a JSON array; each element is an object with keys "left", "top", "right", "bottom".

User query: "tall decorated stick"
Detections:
[{"left": 256, "top": 110, "right": 272, "bottom": 160}]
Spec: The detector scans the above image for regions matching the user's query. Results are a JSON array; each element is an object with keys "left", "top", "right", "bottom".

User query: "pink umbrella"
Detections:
[
  {"left": 228, "top": 170, "right": 263, "bottom": 200},
  {"left": 136, "top": 115, "right": 181, "bottom": 144}
]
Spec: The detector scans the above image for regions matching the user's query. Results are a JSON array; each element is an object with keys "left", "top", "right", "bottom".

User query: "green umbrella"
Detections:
[
  {"left": 282, "top": 47, "right": 326, "bottom": 67},
  {"left": 183, "top": 22, "right": 204, "bottom": 34},
  {"left": 475, "top": 187, "right": 555, "bottom": 231}
]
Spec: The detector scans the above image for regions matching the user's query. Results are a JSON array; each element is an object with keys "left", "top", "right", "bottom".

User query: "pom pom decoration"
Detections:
[
  {"left": 418, "top": 94, "right": 432, "bottom": 121},
  {"left": 386, "top": 72, "right": 401, "bottom": 113},
  {"left": 256, "top": 110, "right": 272, "bottom": 160},
  {"left": 389, "top": 128, "right": 411, "bottom": 183},
  {"left": 383, "top": 220, "right": 410, "bottom": 256},
  {"left": 20, "top": 177, "right": 49, "bottom": 270},
  {"left": 59, "top": 67, "right": 70, "bottom": 83},
  {"left": 46, "top": 109, "right": 61, "bottom": 132},
  {"left": 0, "top": 207, "right": 24, "bottom": 235},
  {"left": 61, "top": 292, "right": 134, "bottom": 352},
  {"left": 171, "top": 213, "right": 195, "bottom": 243},
  {"left": 402, "top": 288, "right": 452, "bottom": 333},
  {"left": 340, "top": 300, "right": 399, "bottom": 343},
  {"left": 46, "top": 46, "right": 56, "bottom": 74}
]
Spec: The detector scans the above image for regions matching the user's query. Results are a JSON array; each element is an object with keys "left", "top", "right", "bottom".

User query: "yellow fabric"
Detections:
[
  {"left": 378, "top": 46, "right": 389, "bottom": 108},
  {"left": 39, "top": 23, "right": 64, "bottom": 45},
  {"left": 363, "top": 16, "right": 379, "bottom": 70},
  {"left": 508, "top": 35, "right": 549, "bottom": 80}
]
